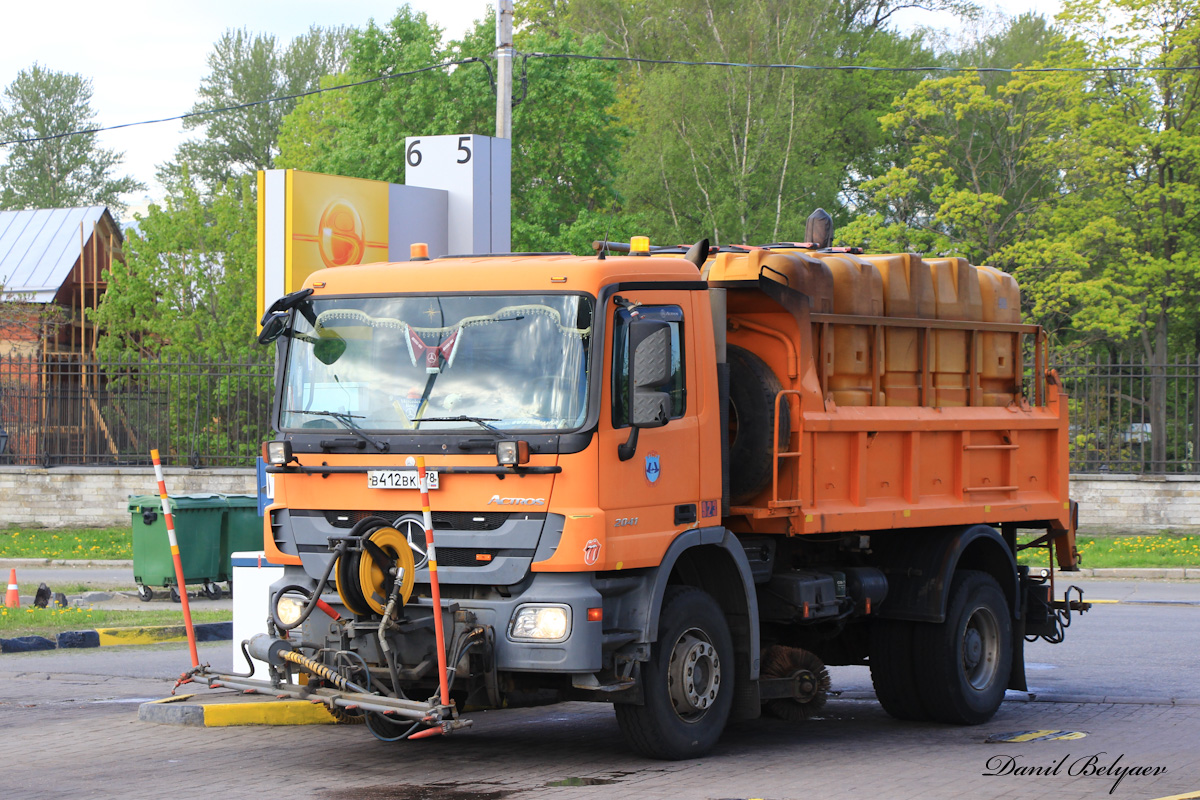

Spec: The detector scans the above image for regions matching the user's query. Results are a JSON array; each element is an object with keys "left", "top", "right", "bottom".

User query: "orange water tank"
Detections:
[
  {"left": 861, "top": 253, "right": 935, "bottom": 406},
  {"left": 977, "top": 265, "right": 1021, "bottom": 406},
  {"left": 811, "top": 253, "right": 884, "bottom": 406},
  {"left": 927, "top": 257, "right": 983, "bottom": 407}
]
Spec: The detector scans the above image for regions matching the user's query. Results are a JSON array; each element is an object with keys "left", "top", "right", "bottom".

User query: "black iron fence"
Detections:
[
  {"left": 0, "top": 352, "right": 1196, "bottom": 473},
  {"left": 1055, "top": 353, "right": 1200, "bottom": 474},
  {"left": 0, "top": 355, "right": 273, "bottom": 468}
]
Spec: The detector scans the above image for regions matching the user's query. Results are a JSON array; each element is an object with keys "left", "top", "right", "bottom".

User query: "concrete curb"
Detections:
[
  {"left": 1073, "top": 567, "right": 1200, "bottom": 579},
  {"left": 0, "top": 621, "right": 231, "bottom": 653},
  {"left": 138, "top": 694, "right": 336, "bottom": 727}
]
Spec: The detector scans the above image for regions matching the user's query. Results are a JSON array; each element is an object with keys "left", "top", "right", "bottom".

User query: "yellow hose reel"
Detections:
[{"left": 334, "top": 527, "right": 417, "bottom": 616}]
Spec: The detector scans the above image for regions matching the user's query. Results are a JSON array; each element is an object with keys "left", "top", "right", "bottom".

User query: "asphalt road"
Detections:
[{"left": 2, "top": 582, "right": 1199, "bottom": 799}]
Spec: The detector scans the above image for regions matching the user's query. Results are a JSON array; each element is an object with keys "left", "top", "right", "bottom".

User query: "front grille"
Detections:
[{"left": 323, "top": 510, "right": 511, "bottom": 531}]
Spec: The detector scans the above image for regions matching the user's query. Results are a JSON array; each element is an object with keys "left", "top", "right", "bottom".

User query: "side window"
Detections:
[{"left": 612, "top": 304, "right": 685, "bottom": 427}]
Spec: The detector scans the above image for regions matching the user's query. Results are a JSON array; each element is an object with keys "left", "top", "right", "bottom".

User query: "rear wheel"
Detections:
[
  {"left": 869, "top": 619, "right": 929, "bottom": 721},
  {"left": 914, "top": 570, "right": 1012, "bottom": 724},
  {"left": 615, "top": 586, "right": 734, "bottom": 760}
]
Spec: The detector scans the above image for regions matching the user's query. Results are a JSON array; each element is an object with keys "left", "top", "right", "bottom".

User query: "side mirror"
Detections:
[
  {"left": 628, "top": 319, "right": 672, "bottom": 428},
  {"left": 619, "top": 318, "right": 672, "bottom": 461},
  {"left": 313, "top": 330, "right": 347, "bottom": 365},
  {"left": 257, "top": 314, "right": 287, "bottom": 345},
  {"left": 260, "top": 288, "right": 314, "bottom": 326}
]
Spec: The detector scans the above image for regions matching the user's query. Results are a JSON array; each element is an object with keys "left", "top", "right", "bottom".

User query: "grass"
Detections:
[
  {"left": 0, "top": 526, "right": 131, "bottom": 560},
  {"left": 18, "top": 583, "right": 135, "bottom": 595},
  {"left": 1019, "top": 533, "right": 1200, "bottom": 569},
  {"left": 0, "top": 607, "right": 231, "bottom": 639}
]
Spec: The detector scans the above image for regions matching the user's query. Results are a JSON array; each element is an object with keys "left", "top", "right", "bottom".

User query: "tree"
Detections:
[
  {"left": 93, "top": 174, "right": 259, "bottom": 362},
  {"left": 0, "top": 64, "right": 143, "bottom": 215},
  {"left": 838, "top": 13, "right": 1073, "bottom": 259},
  {"left": 566, "top": 0, "right": 937, "bottom": 245},
  {"left": 169, "top": 26, "right": 351, "bottom": 188},
  {"left": 1007, "top": 0, "right": 1200, "bottom": 469},
  {"left": 278, "top": 9, "right": 628, "bottom": 250}
]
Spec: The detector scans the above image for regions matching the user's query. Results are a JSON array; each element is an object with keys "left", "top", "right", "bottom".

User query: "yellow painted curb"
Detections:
[
  {"left": 202, "top": 701, "right": 336, "bottom": 726},
  {"left": 1147, "top": 791, "right": 1200, "bottom": 800},
  {"left": 95, "top": 625, "right": 188, "bottom": 646}
]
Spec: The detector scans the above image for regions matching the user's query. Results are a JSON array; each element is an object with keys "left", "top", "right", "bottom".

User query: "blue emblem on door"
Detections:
[{"left": 645, "top": 452, "right": 661, "bottom": 484}]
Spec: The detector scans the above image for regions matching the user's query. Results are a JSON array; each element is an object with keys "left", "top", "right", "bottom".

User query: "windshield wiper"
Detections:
[
  {"left": 286, "top": 409, "right": 390, "bottom": 452},
  {"left": 415, "top": 415, "right": 505, "bottom": 435}
]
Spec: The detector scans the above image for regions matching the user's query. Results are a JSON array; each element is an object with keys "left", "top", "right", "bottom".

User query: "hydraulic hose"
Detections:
[
  {"left": 280, "top": 649, "right": 369, "bottom": 695},
  {"left": 270, "top": 540, "right": 346, "bottom": 632}
]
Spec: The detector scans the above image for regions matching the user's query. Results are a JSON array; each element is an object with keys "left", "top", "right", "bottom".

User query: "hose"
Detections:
[
  {"left": 270, "top": 540, "right": 346, "bottom": 632},
  {"left": 280, "top": 649, "right": 369, "bottom": 695}
]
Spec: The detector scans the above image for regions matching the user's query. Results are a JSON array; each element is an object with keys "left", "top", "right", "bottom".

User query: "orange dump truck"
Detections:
[{"left": 201, "top": 226, "right": 1087, "bottom": 759}]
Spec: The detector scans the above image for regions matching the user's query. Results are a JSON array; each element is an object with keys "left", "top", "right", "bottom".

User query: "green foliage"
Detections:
[
  {"left": 568, "top": 0, "right": 935, "bottom": 245},
  {"left": 841, "top": 15, "right": 1076, "bottom": 260},
  {"left": 94, "top": 175, "right": 258, "bottom": 361},
  {"left": 167, "top": 26, "right": 350, "bottom": 190},
  {"left": 90, "top": 176, "right": 270, "bottom": 464},
  {"left": 278, "top": 9, "right": 626, "bottom": 250},
  {"left": 0, "top": 64, "right": 143, "bottom": 215}
]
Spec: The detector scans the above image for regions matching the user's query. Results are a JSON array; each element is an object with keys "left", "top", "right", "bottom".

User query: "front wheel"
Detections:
[
  {"left": 615, "top": 586, "right": 734, "bottom": 760},
  {"left": 914, "top": 570, "right": 1012, "bottom": 724}
]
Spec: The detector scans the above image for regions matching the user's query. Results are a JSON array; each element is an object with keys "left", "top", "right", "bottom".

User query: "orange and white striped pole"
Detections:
[
  {"left": 417, "top": 456, "right": 451, "bottom": 710},
  {"left": 151, "top": 449, "right": 200, "bottom": 667}
]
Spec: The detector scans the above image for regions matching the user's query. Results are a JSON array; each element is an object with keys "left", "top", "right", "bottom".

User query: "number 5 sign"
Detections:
[{"left": 404, "top": 134, "right": 511, "bottom": 256}]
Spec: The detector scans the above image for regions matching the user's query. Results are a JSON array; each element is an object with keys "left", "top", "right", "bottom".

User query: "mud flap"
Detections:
[{"left": 1008, "top": 613, "right": 1027, "bottom": 692}]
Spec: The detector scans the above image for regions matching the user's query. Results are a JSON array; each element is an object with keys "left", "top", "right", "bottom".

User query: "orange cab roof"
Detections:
[{"left": 305, "top": 254, "right": 703, "bottom": 297}]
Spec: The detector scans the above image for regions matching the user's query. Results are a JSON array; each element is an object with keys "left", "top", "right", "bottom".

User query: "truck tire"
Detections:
[
  {"left": 869, "top": 619, "right": 929, "bottom": 721},
  {"left": 727, "top": 345, "right": 789, "bottom": 504},
  {"left": 914, "top": 570, "right": 1012, "bottom": 724},
  {"left": 615, "top": 586, "right": 734, "bottom": 760}
]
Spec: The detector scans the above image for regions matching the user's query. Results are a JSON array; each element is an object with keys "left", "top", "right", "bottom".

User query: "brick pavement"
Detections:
[{"left": 1, "top": 668, "right": 1197, "bottom": 800}]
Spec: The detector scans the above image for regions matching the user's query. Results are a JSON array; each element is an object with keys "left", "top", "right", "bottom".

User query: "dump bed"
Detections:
[{"left": 707, "top": 249, "right": 1071, "bottom": 541}]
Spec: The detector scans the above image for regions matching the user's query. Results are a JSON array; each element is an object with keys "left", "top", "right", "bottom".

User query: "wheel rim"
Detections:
[
  {"left": 961, "top": 604, "right": 1001, "bottom": 691},
  {"left": 667, "top": 627, "right": 722, "bottom": 722}
]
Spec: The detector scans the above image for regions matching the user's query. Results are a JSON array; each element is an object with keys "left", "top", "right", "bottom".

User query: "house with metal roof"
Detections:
[
  {"left": 0, "top": 207, "right": 125, "bottom": 463},
  {"left": 0, "top": 206, "right": 123, "bottom": 356}
]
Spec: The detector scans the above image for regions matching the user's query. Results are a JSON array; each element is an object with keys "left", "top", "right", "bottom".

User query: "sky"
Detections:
[{"left": 0, "top": 0, "right": 1058, "bottom": 216}]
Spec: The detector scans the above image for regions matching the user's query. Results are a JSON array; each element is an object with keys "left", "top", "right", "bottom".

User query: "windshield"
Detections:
[{"left": 280, "top": 293, "right": 593, "bottom": 433}]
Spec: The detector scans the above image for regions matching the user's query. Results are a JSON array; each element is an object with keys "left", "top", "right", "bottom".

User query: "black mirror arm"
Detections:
[{"left": 617, "top": 427, "right": 639, "bottom": 462}]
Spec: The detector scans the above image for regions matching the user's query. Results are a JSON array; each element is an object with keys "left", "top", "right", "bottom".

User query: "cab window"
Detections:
[{"left": 612, "top": 304, "right": 685, "bottom": 427}]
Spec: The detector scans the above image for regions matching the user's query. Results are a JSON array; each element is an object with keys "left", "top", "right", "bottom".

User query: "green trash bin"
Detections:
[
  {"left": 219, "top": 494, "right": 264, "bottom": 585},
  {"left": 128, "top": 494, "right": 225, "bottom": 602}
]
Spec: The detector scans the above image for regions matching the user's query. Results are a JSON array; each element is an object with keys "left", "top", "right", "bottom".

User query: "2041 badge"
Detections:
[{"left": 583, "top": 538, "right": 601, "bottom": 566}]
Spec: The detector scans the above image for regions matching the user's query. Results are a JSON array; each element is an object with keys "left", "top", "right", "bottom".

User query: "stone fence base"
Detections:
[
  {"left": 1, "top": 467, "right": 1197, "bottom": 533},
  {"left": 0, "top": 467, "right": 255, "bottom": 529}
]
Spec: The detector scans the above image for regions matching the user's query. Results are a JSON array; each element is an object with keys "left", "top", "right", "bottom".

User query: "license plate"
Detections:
[{"left": 366, "top": 470, "right": 439, "bottom": 489}]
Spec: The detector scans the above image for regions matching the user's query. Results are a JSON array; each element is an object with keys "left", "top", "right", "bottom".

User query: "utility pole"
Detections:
[{"left": 495, "top": 0, "right": 514, "bottom": 140}]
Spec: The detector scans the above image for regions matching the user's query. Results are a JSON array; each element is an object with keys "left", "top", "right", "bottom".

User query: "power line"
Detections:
[
  {"left": 1, "top": 51, "right": 1194, "bottom": 149},
  {"left": 527, "top": 51, "right": 1200, "bottom": 74},
  {"left": 0, "top": 58, "right": 487, "bottom": 148}
]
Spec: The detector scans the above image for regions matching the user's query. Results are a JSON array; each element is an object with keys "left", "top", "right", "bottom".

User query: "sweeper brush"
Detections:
[{"left": 761, "top": 645, "right": 831, "bottom": 721}]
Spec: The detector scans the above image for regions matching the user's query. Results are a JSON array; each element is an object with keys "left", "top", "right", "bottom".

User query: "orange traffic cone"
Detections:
[{"left": 5, "top": 568, "right": 19, "bottom": 608}]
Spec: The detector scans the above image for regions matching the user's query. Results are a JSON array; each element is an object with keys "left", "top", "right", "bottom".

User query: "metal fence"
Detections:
[
  {"left": 0, "top": 352, "right": 1197, "bottom": 473},
  {"left": 1055, "top": 353, "right": 1200, "bottom": 474},
  {"left": 0, "top": 355, "right": 273, "bottom": 468}
]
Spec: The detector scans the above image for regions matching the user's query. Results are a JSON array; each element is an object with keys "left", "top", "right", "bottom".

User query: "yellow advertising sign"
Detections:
[{"left": 286, "top": 171, "right": 390, "bottom": 291}]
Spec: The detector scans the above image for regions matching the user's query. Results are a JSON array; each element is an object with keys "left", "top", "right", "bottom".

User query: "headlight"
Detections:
[
  {"left": 264, "top": 440, "right": 293, "bottom": 466},
  {"left": 509, "top": 604, "right": 570, "bottom": 641},
  {"left": 275, "top": 593, "right": 307, "bottom": 627}
]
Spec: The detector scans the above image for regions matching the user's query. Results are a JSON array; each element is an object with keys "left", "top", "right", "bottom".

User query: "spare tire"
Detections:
[{"left": 727, "top": 345, "right": 789, "bottom": 504}]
